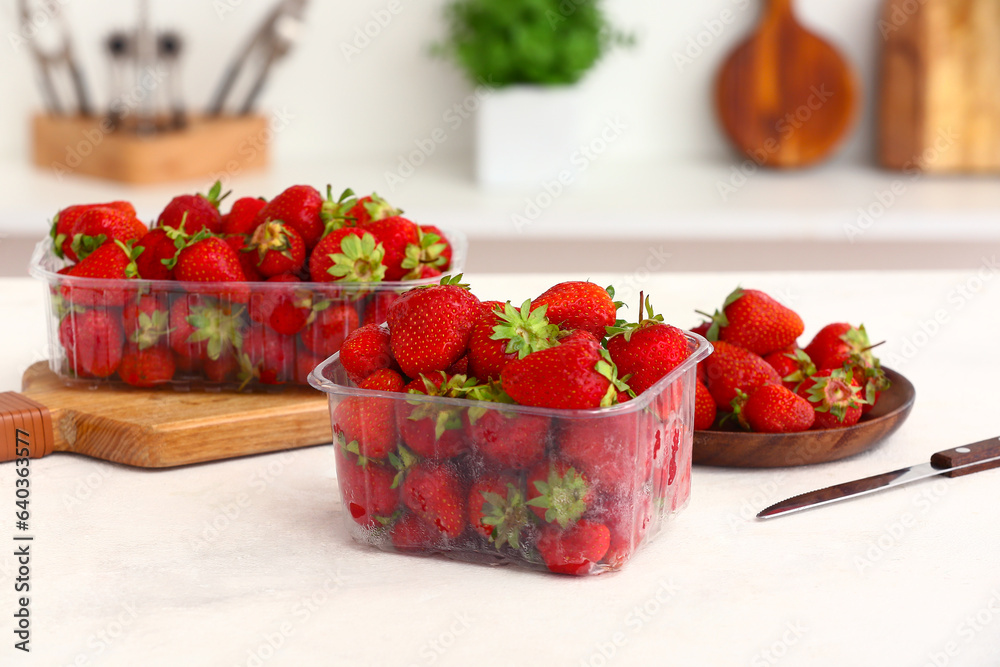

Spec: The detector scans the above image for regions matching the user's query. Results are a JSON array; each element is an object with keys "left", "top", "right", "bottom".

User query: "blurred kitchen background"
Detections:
[{"left": 1, "top": 0, "right": 998, "bottom": 275}]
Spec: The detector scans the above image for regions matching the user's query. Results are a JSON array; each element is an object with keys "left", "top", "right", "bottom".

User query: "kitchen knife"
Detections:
[{"left": 757, "top": 436, "right": 1000, "bottom": 519}]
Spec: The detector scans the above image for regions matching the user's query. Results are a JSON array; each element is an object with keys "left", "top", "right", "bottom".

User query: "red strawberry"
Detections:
[
  {"left": 445, "top": 353, "right": 469, "bottom": 376},
  {"left": 468, "top": 300, "right": 560, "bottom": 381},
  {"left": 701, "top": 287, "right": 804, "bottom": 356},
  {"left": 50, "top": 201, "right": 135, "bottom": 261},
  {"left": 203, "top": 350, "right": 239, "bottom": 383},
  {"left": 238, "top": 329, "right": 296, "bottom": 386},
  {"left": 560, "top": 412, "right": 653, "bottom": 495},
  {"left": 364, "top": 216, "right": 419, "bottom": 281},
  {"left": 157, "top": 181, "right": 228, "bottom": 235},
  {"left": 399, "top": 461, "right": 467, "bottom": 539},
  {"left": 339, "top": 324, "right": 395, "bottom": 384},
  {"left": 171, "top": 232, "right": 249, "bottom": 302},
  {"left": 396, "top": 372, "right": 475, "bottom": 458},
  {"left": 466, "top": 404, "right": 549, "bottom": 470},
  {"left": 58, "top": 310, "right": 124, "bottom": 378},
  {"left": 66, "top": 207, "right": 147, "bottom": 263},
  {"left": 299, "top": 303, "right": 361, "bottom": 357},
  {"left": 732, "top": 384, "right": 815, "bottom": 433},
  {"left": 468, "top": 474, "right": 530, "bottom": 548},
  {"left": 360, "top": 368, "right": 405, "bottom": 392},
  {"left": 400, "top": 225, "right": 452, "bottom": 280},
  {"left": 536, "top": 520, "right": 611, "bottom": 576},
  {"left": 248, "top": 274, "right": 312, "bottom": 335},
  {"left": 221, "top": 197, "right": 267, "bottom": 236},
  {"left": 294, "top": 346, "right": 325, "bottom": 385},
  {"left": 690, "top": 321, "right": 711, "bottom": 338},
  {"left": 122, "top": 293, "right": 171, "bottom": 350},
  {"left": 247, "top": 220, "right": 306, "bottom": 278},
  {"left": 390, "top": 512, "right": 442, "bottom": 552},
  {"left": 797, "top": 368, "right": 866, "bottom": 429},
  {"left": 336, "top": 446, "right": 399, "bottom": 528},
  {"left": 62, "top": 240, "right": 141, "bottom": 307},
  {"left": 309, "top": 229, "right": 387, "bottom": 283},
  {"left": 694, "top": 379, "right": 716, "bottom": 430},
  {"left": 134, "top": 227, "right": 180, "bottom": 281},
  {"left": 526, "top": 461, "right": 593, "bottom": 527},
  {"left": 346, "top": 192, "right": 402, "bottom": 226},
  {"left": 168, "top": 295, "right": 242, "bottom": 364},
  {"left": 361, "top": 292, "right": 399, "bottom": 327},
  {"left": 224, "top": 234, "right": 263, "bottom": 282},
  {"left": 607, "top": 296, "right": 691, "bottom": 395},
  {"left": 703, "top": 340, "right": 782, "bottom": 411},
  {"left": 599, "top": 493, "right": 653, "bottom": 569},
  {"left": 334, "top": 383, "right": 400, "bottom": 461},
  {"left": 804, "top": 323, "right": 890, "bottom": 411},
  {"left": 530, "top": 282, "right": 621, "bottom": 340},
  {"left": 118, "top": 345, "right": 176, "bottom": 388},
  {"left": 501, "top": 334, "right": 629, "bottom": 410},
  {"left": 763, "top": 347, "right": 816, "bottom": 391},
  {"left": 253, "top": 184, "right": 325, "bottom": 249},
  {"left": 386, "top": 275, "right": 482, "bottom": 378}
]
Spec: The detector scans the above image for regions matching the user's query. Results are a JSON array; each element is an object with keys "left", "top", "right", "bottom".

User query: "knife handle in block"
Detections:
[
  {"left": 930, "top": 437, "right": 1000, "bottom": 478},
  {"left": 0, "top": 392, "right": 54, "bottom": 463}
]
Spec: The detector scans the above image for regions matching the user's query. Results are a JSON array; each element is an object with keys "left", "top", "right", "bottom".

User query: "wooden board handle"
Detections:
[
  {"left": 930, "top": 436, "right": 1000, "bottom": 478},
  {"left": 0, "top": 392, "right": 54, "bottom": 462}
]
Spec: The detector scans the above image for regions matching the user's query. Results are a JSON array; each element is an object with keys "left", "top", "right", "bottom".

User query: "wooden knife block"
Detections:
[
  {"left": 31, "top": 113, "right": 270, "bottom": 184},
  {"left": 879, "top": 0, "right": 1000, "bottom": 172}
]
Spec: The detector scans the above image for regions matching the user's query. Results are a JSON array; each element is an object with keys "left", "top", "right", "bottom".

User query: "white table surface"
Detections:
[{"left": 1, "top": 270, "right": 999, "bottom": 667}]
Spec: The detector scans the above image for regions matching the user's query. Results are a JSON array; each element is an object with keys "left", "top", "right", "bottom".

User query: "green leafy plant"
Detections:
[{"left": 436, "top": 0, "right": 632, "bottom": 87}]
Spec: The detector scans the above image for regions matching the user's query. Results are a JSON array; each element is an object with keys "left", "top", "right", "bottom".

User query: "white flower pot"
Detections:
[{"left": 476, "top": 85, "right": 582, "bottom": 187}]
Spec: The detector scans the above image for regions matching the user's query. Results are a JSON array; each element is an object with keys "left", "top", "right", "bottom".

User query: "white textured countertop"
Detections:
[{"left": 1, "top": 270, "right": 999, "bottom": 666}]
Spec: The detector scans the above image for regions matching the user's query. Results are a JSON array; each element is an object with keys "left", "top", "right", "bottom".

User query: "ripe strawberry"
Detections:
[
  {"left": 598, "top": 493, "right": 653, "bottom": 569},
  {"left": 58, "top": 310, "right": 124, "bottom": 378},
  {"left": 62, "top": 240, "right": 141, "bottom": 307},
  {"left": 248, "top": 274, "right": 312, "bottom": 335},
  {"left": 238, "top": 329, "right": 296, "bottom": 386},
  {"left": 67, "top": 207, "right": 147, "bottom": 262},
  {"left": 336, "top": 446, "right": 399, "bottom": 528},
  {"left": 690, "top": 321, "right": 711, "bottom": 338},
  {"left": 253, "top": 184, "right": 325, "bottom": 249},
  {"left": 157, "top": 180, "right": 228, "bottom": 234},
  {"left": 386, "top": 275, "right": 482, "bottom": 378},
  {"left": 168, "top": 295, "right": 243, "bottom": 364},
  {"left": 694, "top": 379, "right": 716, "bottom": 430},
  {"left": 294, "top": 346, "right": 325, "bottom": 385},
  {"left": 466, "top": 402, "right": 550, "bottom": 469},
  {"left": 468, "top": 474, "right": 530, "bottom": 549},
  {"left": 804, "top": 323, "right": 890, "bottom": 411},
  {"left": 134, "top": 227, "right": 181, "bottom": 281},
  {"left": 309, "top": 229, "right": 387, "bottom": 283},
  {"left": 397, "top": 372, "right": 476, "bottom": 458},
  {"left": 50, "top": 201, "right": 135, "bottom": 261},
  {"left": 763, "top": 347, "right": 816, "bottom": 391},
  {"left": 530, "top": 282, "right": 621, "bottom": 340},
  {"left": 401, "top": 225, "right": 452, "bottom": 279},
  {"left": 203, "top": 350, "right": 239, "bottom": 383},
  {"left": 247, "top": 220, "right": 306, "bottom": 278},
  {"left": 732, "top": 384, "right": 815, "bottom": 433},
  {"left": 536, "top": 520, "right": 611, "bottom": 576},
  {"left": 221, "top": 197, "right": 267, "bottom": 236},
  {"left": 171, "top": 232, "right": 249, "bottom": 302},
  {"left": 360, "top": 368, "right": 405, "bottom": 392},
  {"left": 445, "top": 353, "right": 469, "bottom": 376},
  {"left": 339, "top": 324, "right": 395, "bottom": 384},
  {"left": 118, "top": 345, "right": 176, "bottom": 388},
  {"left": 560, "top": 412, "right": 653, "bottom": 495},
  {"left": 224, "top": 233, "right": 263, "bottom": 282},
  {"left": 526, "top": 461, "right": 593, "bottom": 527},
  {"left": 501, "top": 334, "right": 629, "bottom": 409},
  {"left": 703, "top": 340, "right": 782, "bottom": 411},
  {"left": 390, "top": 512, "right": 442, "bottom": 552},
  {"left": 797, "top": 368, "right": 866, "bottom": 429},
  {"left": 346, "top": 192, "right": 402, "bottom": 226},
  {"left": 399, "top": 461, "right": 467, "bottom": 539},
  {"left": 361, "top": 292, "right": 399, "bottom": 327},
  {"left": 299, "top": 303, "right": 361, "bottom": 357},
  {"left": 334, "top": 378, "right": 401, "bottom": 461},
  {"left": 607, "top": 296, "right": 691, "bottom": 395},
  {"left": 700, "top": 288, "right": 804, "bottom": 356},
  {"left": 364, "top": 216, "right": 419, "bottom": 281},
  {"left": 122, "top": 293, "right": 171, "bottom": 350},
  {"left": 468, "top": 300, "right": 560, "bottom": 381}
]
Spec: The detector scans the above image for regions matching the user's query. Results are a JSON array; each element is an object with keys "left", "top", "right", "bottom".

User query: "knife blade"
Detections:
[{"left": 757, "top": 436, "right": 1000, "bottom": 519}]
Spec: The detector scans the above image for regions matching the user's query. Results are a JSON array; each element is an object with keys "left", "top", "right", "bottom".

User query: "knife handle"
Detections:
[{"left": 930, "top": 437, "right": 1000, "bottom": 478}]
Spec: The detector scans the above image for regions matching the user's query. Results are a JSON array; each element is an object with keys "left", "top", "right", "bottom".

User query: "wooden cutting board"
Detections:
[
  {"left": 0, "top": 362, "right": 331, "bottom": 468},
  {"left": 879, "top": 0, "right": 1000, "bottom": 172},
  {"left": 715, "top": 0, "right": 859, "bottom": 168}
]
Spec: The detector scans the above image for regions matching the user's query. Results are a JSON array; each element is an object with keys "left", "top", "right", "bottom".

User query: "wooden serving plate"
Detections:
[{"left": 693, "top": 368, "right": 915, "bottom": 468}]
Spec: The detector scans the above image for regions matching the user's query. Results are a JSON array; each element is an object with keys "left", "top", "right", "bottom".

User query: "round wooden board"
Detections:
[{"left": 693, "top": 368, "right": 915, "bottom": 468}]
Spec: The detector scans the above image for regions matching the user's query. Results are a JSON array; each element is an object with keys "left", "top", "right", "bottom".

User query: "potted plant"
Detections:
[{"left": 436, "top": 0, "right": 631, "bottom": 186}]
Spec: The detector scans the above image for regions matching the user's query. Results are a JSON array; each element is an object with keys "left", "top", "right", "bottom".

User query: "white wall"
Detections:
[{"left": 0, "top": 0, "right": 883, "bottom": 168}]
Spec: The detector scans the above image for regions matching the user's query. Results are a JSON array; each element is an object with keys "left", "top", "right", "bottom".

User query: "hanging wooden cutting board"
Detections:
[
  {"left": 0, "top": 362, "right": 331, "bottom": 468},
  {"left": 715, "top": 0, "right": 860, "bottom": 168},
  {"left": 879, "top": 0, "right": 1000, "bottom": 172}
]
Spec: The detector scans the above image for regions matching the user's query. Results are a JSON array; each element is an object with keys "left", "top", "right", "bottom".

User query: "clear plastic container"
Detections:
[
  {"left": 28, "top": 233, "right": 467, "bottom": 391},
  {"left": 309, "top": 331, "right": 712, "bottom": 575}
]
